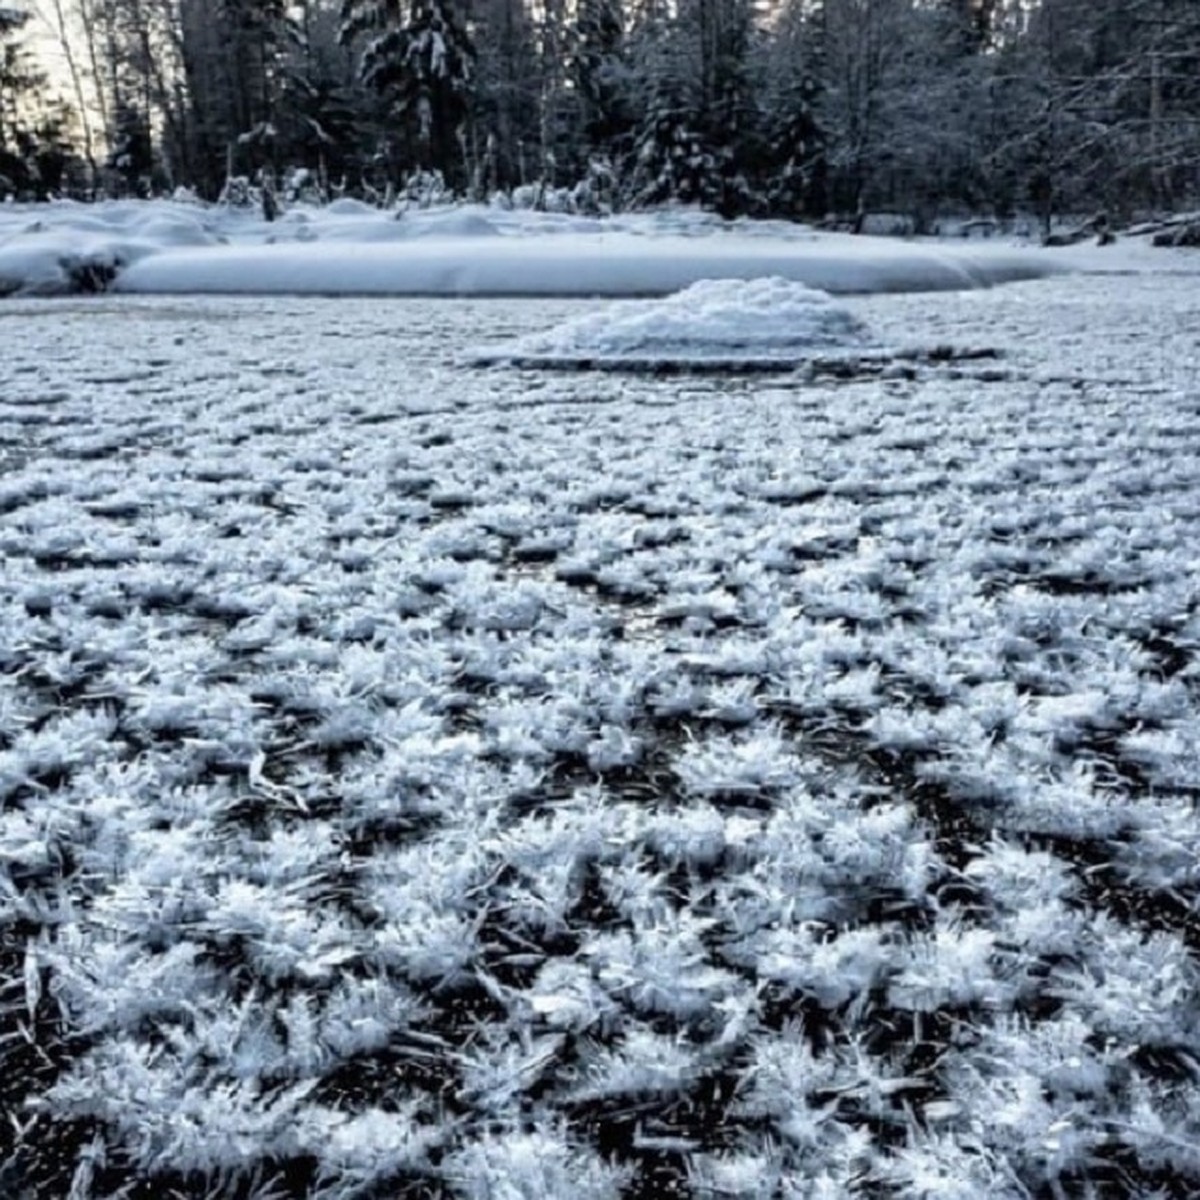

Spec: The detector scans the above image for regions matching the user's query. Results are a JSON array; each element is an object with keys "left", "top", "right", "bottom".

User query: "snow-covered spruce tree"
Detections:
[
  {"left": 624, "top": 0, "right": 763, "bottom": 214},
  {"left": 880, "top": 1, "right": 996, "bottom": 226},
  {"left": 180, "top": 0, "right": 294, "bottom": 193},
  {"left": 692, "top": 0, "right": 765, "bottom": 215},
  {"left": 756, "top": 0, "right": 827, "bottom": 217},
  {"left": 339, "top": 0, "right": 473, "bottom": 191},
  {"left": 273, "top": 1, "right": 368, "bottom": 200},
  {"left": 106, "top": 100, "right": 154, "bottom": 195},
  {"left": 624, "top": 72, "right": 708, "bottom": 208},
  {"left": 568, "top": 0, "right": 636, "bottom": 181},
  {"left": 470, "top": 0, "right": 541, "bottom": 192}
]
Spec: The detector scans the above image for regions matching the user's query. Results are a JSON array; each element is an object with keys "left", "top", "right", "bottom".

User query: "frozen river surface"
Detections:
[{"left": 2, "top": 277, "right": 1200, "bottom": 1197}]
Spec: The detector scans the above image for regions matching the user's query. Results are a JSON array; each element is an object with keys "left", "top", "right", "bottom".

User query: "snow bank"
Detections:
[
  {"left": 0, "top": 198, "right": 1073, "bottom": 298},
  {"left": 0, "top": 206, "right": 222, "bottom": 295},
  {"left": 115, "top": 233, "right": 1064, "bottom": 298},
  {"left": 472, "top": 277, "right": 870, "bottom": 368}
]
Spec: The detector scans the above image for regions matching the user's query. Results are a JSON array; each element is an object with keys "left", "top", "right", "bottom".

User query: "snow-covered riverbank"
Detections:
[{"left": 0, "top": 198, "right": 1097, "bottom": 298}]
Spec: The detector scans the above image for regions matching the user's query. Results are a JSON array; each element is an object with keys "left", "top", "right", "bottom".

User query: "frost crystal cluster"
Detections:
[{"left": 1, "top": 273, "right": 1198, "bottom": 1197}]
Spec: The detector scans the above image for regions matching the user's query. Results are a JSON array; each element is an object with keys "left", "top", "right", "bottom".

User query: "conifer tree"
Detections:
[
  {"left": 340, "top": 0, "right": 473, "bottom": 189},
  {"left": 0, "top": 6, "right": 64, "bottom": 196}
]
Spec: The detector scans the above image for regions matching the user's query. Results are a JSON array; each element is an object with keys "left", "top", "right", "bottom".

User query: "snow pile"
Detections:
[
  {"left": 474, "top": 277, "right": 870, "bottom": 367},
  {"left": 0, "top": 197, "right": 1078, "bottom": 298}
]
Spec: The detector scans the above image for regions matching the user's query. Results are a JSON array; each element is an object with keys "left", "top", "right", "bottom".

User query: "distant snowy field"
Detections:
[
  {"left": 0, "top": 197, "right": 1099, "bottom": 298},
  {"left": 2, "top": 268, "right": 1200, "bottom": 1198}
]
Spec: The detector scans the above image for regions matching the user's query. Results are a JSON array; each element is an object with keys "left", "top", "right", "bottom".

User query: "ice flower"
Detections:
[
  {"left": 304, "top": 1103, "right": 442, "bottom": 1189},
  {"left": 445, "top": 1125, "right": 631, "bottom": 1200},
  {"left": 674, "top": 726, "right": 799, "bottom": 801},
  {"left": 888, "top": 923, "right": 1006, "bottom": 1012},
  {"left": 566, "top": 1026, "right": 701, "bottom": 1102}
]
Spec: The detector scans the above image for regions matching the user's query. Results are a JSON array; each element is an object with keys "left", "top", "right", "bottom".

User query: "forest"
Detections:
[{"left": 1, "top": 0, "right": 1199, "bottom": 227}]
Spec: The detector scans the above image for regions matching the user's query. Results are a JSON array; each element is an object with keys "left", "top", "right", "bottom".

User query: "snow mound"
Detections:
[{"left": 474, "top": 277, "right": 870, "bottom": 369}]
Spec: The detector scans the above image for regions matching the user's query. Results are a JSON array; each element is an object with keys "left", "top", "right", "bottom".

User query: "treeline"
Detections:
[{"left": 2, "top": 0, "right": 1199, "bottom": 226}]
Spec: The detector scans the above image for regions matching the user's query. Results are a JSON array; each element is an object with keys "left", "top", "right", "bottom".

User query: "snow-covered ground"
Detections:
[
  {"left": 2, "top": 270, "right": 1199, "bottom": 1198},
  {"left": 0, "top": 198, "right": 1092, "bottom": 298}
]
